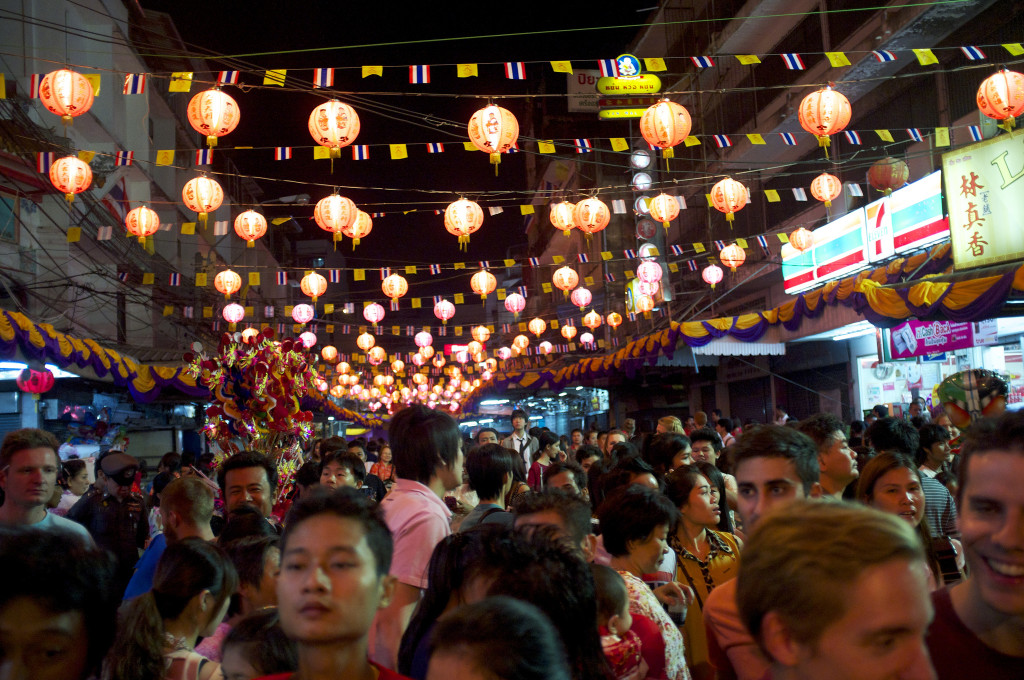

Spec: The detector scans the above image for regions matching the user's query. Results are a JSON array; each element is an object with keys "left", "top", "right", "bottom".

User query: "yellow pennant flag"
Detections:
[
  {"left": 203, "top": 307, "right": 213, "bottom": 318},
  {"left": 668, "top": 263, "right": 679, "bottom": 273},
  {"left": 912, "top": 49, "right": 938, "bottom": 66},
  {"left": 777, "top": 233, "right": 790, "bottom": 243},
  {"left": 454, "top": 327, "right": 463, "bottom": 337},
  {"left": 67, "top": 227, "right": 81, "bottom": 243},
  {"left": 313, "top": 146, "right": 331, "bottom": 160},
  {"left": 736, "top": 238, "right": 748, "bottom": 249},
  {"left": 934, "top": 127, "right": 950, "bottom": 148},
  {"left": 392, "top": 326, "right": 400, "bottom": 336},
  {"left": 550, "top": 61, "right": 573, "bottom": 73},
  {"left": 693, "top": 243, "right": 706, "bottom": 254},
  {"left": 155, "top": 150, "right": 174, "bottom": 166},
  {"left": 735, "top": 55, "right": 761, "bottom": 65},
  {"left": 390, "top": 144, "right": 408, "bottom": 160},
  {"left": 610, "top": 138, "right": 629, "bottom": 152},
  {"left": 181, "top": 222, "right": 196, "bottom": 235},
  {"left": 537, "top": 140, "right": 556, "bottom": 153},
  {"left": 325, "top": 324, "right": 334, "bottom": 333},
  {"left": 324, "top": 303, "right": 334, "bottom": 314},
  {"left": 412, "top": 298, "right": 422, "bottom": 308},
  {"left": 284, "top": 306, "right": 294, "bottom": 316},
  {"left": 142, "top": 273, "right": 155, "bottom": 285},
  {"left": 195, "top": 273, "right": 207, "bottom": 287},
  {"left": 764, "top": 190, "right": 781, "bottom": 203},
  {"left": 551, "top": 255, "right": 564, "bottom": 264},
  {"left": 84, "top": 74, "right": 101, "bottom": 96},
  {"left": 746, "top": 133, "right": 766, "bottom": 145},
  {"left": 647, "top": 247, "right": 659, "bottom": 256},
  {"left": 662, "top": 147, "right": 674, "bottom": 159},
  {"left": 518, "top": 322, "right": 527, "bottom": 332},
  {"left": 643, "top": 58, "right": 667, "bottom": 72},
  {"left": 264, "top": 69, "right": 287, "bottom": 86},
  {"left": 354, "top": 269, "right": 365, "bottom": 281},
  {"left": 163, "top": 306, "right": 173, "bottom": 317},
  {"left": 684, "top": 136, "right": 701, "bottom": 147},
  {"left": 244, "top": 306, "right": 254, "bottom": 317},
  {"left": 248, "top": 272, "right": 260, "bottom": 286},
  {"left": 362, "top": 65, "right": 383, "bottom": 78},
  {"left": 497, "top": 289, "right": 506, "bottom": 300},
  {"left": 144, "top": 238, "right": 155, "bottom": 255},
  {"left": 453, "top": 293, "right": 464, "bottom": 305},
  {"left": 454, "top": 262, "right": 465, "bottom": 270},
  {"left": 1003, "top": 43, "right": 1024, "bottom": 56},
  {"left": 0, "top": 74, "right": 5, "bottom": 99},
  {"left": 601, "top": 251, "right": 614, "bottom": 261},
  {"left": 168, "top": 72, "right": 193, "bottom": 92},
  {"left": 77, "top": 150, "right": 95, "bottom": 163},
  {"left": 405, "top": 265, "right": 417, "bottom": 274},
  {"left": 520, "top": 205, "right": 535, "bottom": 215},
  {"left": 503, "top": 259, "right": 516, "bottom": 267},
  {"left": 705, "top": 194, "right": 714, "bottom": 207},
  {"left": 271, "top": 217, "right": 290, "bottom": 225},
  {"left": 549, "top": 320, "right": 559, "bottom": 329},
  {"left": 624, "top": 270, "right": 635, "bottom": 279},
  {"left": 875, "top": 129, "right": 894, "bottom": 142},
  {"left": 457, "top": 64, "right": 478, "bottom": 78},
  {"left": 541, "top": 282, "right": 553, "bottom": 293},
  {"left": 584, "top": 276, "right": 595, "bottom": 286},
  {"left": 825, "top": 52, "right": 851, "bottom": 68}
]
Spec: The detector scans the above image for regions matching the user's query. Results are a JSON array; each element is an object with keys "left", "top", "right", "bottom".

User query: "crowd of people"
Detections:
[{"left": 0, "top": 400, "right": 1021, "bottom": 680}]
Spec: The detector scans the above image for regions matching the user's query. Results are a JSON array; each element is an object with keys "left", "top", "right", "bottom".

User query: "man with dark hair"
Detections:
[
  {"left": 460, "top": 443, "right": 516, "bottom": 531},
  {"left": 925, "top": 411, "right": 1024, "bottom": 678},
  {"left": 872, "top": 404, "right": 889, "bottom": 419},
  {"left": 703, "top": 425, "right": 821, "bottom": 680},
  {"left": 797, "top": 413, "right": 857, "bottom": 499},
  {"left": 916, "top": 423, "right": 953, "bottom": 477},
  {"left": 690, "top": 426, "right": 739, "bottom": 508},
  {"left": 217, "top": 451, "right": 279, "bottom": 519},
  {"left": 513, "top": 489, "right": 597, "bottom": 561},
  {"left": 604, "top": 429, "right": 628, "bottom": 457},
  {"left": 475, "top": 427, "right": 499, "bottom": 445},
  {"left": 575, "top": 444, "right": 603, "bottom": 473},
  {"left": 544, "top": 460, "right": 586, "bottom": 496},
  {"left": 585, "top": 430, "right": 599, "bottom": 447},
  {"left": 373, "top": 404, "right": 463, "bottom": 669},
  {"left": 716, "top": 418, "right": 736, "bottom": 447},
  {"left": 501, "top": 408, "right": 539, "bottom": 468},
  {"left": 569, "top": 428, "right": 584, "bottom": 456}
]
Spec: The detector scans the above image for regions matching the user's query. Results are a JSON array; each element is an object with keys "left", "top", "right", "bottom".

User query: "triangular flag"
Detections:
[
  {"left": 83, "top": 74, "right": 101, "bottom": 95},
  {"left": 362, "top": 65, "right": 383, "bottom": 77},
  {"left": 503, "top": 259, "right": 516, "bottom": 267},
  {"left": 550, "top": 61, "right": 573, "bottom": 73},
  {"left": 912, "top": 49, "right": 938, "bottom": 66},
  {"left": 203, "top": 307, "right": 213, "bottom": 318},
  {"left": 457, "top": 64, "right": 478, "bottom": 78},
  {"left": 764, "top": 189, "right": 780, "bottom": 203},
  {"left": 875, "top": 129, "right": 894, "bottom": 142},
  {"left": 746, "top": 133, "right": 766, "bottom": 145},
  {"left": 405, "top": 265, "right": 417, "bottom": 274},
  {"left": 0, "top": 74, "right": 5, "bottom": 100},
  {"left": 453, "top": 263, "right": 465, "bottom": 270},
  {"left": 735, "top": 55, "right": 761, "bottom": 65},
  {"left": 412, "top": 298, "right": 422, "bottom": 308},
  {"left": 551, "top": 255, "right": 564, "bottom": 264},
  {"left": 271, "top": 217, "right": 290, "bottom": 225},
  {"left": 705, "top": 194, "right": 714, "bottom": 207},
  {"left": 168, "top": 72, "right": 193, "bottom": 92},
  {"left": 537, "top": 140, "right": 556, "bottom": 153},
  {"left": 643, "top": 58, "right": 667, "bottom": 71},
  {"left": 668, "top": 263, "right": 679, "bottom": 273},
  {"left": 777, "top": 233, "right": 789, "bottom": 243},
  {"left": 736, "top": 238, "right": 748, "bottom": 249},
  {"left": 389, "top": 144, "right": 408, "bottom": 160},
  {"left": 453, "top": 293, "right": 464, "bottom": 304},
  {"left": 155, "top": 150, "right": 174, "bottom": 166},
  {"left": 934, "top": 127, "right": 950, "bottom": 147},
  {"left": 263, "top": 69, "right": 287, "bottom": 86},
  {"left": 825, "top": 52, "right": 851, "bottom": 67},
  {"left": 541, "top": 283, "right": 552, "bottom": 293},
  {"left": 601, "top": 252, "right": 614, "bottom": 261},
  {"left": 163, "top": 306, "right": 174, "bottom": 317}
]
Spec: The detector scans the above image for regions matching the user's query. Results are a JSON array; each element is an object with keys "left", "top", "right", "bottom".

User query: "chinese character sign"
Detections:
[{"left": 944, "top": 134, "right": 1024, "bottom": 270}]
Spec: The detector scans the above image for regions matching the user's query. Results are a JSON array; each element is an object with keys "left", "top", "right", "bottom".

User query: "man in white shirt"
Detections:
[{"left": 500, "top": 408, "right": 538, "bottom": 468}]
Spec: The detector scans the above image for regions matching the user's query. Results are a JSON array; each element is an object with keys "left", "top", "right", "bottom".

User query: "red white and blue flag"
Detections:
[
  {"left": 872, "top": 50, "right": 896, "bottom": 62},
  {"left": 713, "top": 134, "right": 732, "bottom": 148},
  {"left": 781, "top": 53, "right": 805, "bottom": 70},
  {"left": 118, "top": 272, "right": 129, "bottom": 282},
  {"left": 687, "top": 260, "right": 698, "bottom": 272},
  {"left": 390, "top": 300, "right": 400, "bottom": 311},
  {"left": 115, "top": 151, "right": 133, "bottom": 166},
  {"left": 274, "top": 146, "right": 292, "bottom": 160},
  {"left": 504, "top": 62, "right": 526, "bottom": 80},
  {"left": 578, "top": 253, "right": 589, "bottom": 263},
  {"left": 756, "top": 235, "right": 770, "bottom": 253},
  {"left": 669, "top": 244, "right": 684, "bottom": 256},
  {"left": 313, "top": 67, "right": 334, "bottom": 88},
  {"left": 169, "top": 273, "right": 180, "bottom": 285},
  {"left": 276, "top": 271, "right": 288, "bottom": 285},
  {"left": 217, "top": 71, "right": 239, "bottom": 85},
  {"left": 779, "top": 132, "right": 798, "bottom": 145},
  {"left": 380, "top": 267, "right": 391, "bottom": 279},
  {"left": 352, "top": 145, "right": 369, "bottom": 160},
  {"left": 97, "top": 226, "right": 113, "bottom": 241},
  {"left": 968, "top": 125, "right": 983, "bottom": 142},
  {"left": 574, "top": 138, "right": 592, "bottom": 153},
  {"left": 478, "top": 260, "right": 490, "bottom": 269},
  {"left": 598, "top": 59, "right": 618, "bottom": 77},
  {"left": 505, "top": 142, "right": 520, "bottom": 153},
  {"left": 605, "top": 273, "right": 616, "bottom": 282},
  {"left": 29, "top": 74, "right": 42, "bottom": 98},
  {"left": 426, "top": 143, "right": 444, "bottom": 153},
  {"left": 371, "top": 212, "right": 385, "bottom": 218},
  {"left": 123, "top": 74, "right": 146, "bottom": 94},
  {"left": 691, "top": 56, "right": 715, "bottom": 68},
  {"left": 848, "top": 183, "right": 864, "bottom": 197},
  {"left": 528, "top": 257, "right": 540, "bottom": 266},
  {"left": 183, "top": 306, "right": 193, "bottom": 319},
  {"left": 429, "top": 264, "right": 441, "bottom": 275},
  {"left": 264, "top": 306, "right": 275, "bottom": 318},
  {"left": 843, "top": 130, "right": 862, "bottom": 145},
  {"left": 713, "top": 240, "right": 726, "bottom": 251},
  {"left": 36, "top": 152, "right": 55, "bottom": 173},
  {"left": 409, "top": 65, "right": 430, "bottom": 84},
  {"left": 517, "top": 286, "right": 528, "bottom": 297},
  {"left": 960, "top": 46, "right": 986, "bottom": 61},
  {"left": 624, "top": 249, "right": 636, "bottom": 259},
  {"left": 906, "top": 128, "right": 923, "bottom": 142},
  {"left": 328, "top": 270, "right": 341, "bottom": 283},
  {"left": 195, "top": 149, "right": 213, "bottom": 165},
  {"left": 792, "top": 188, "right": 808, "bottom": 201}
]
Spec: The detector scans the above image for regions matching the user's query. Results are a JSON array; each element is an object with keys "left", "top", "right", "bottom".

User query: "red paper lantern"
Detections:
[
  {"left": 434, "top": 299, "right": 455, "bottom": 324},
  {"left": 710, "top": 177, "right": 748, "bottom": 222},
  {"left": 798, "top": 86, "right": 851, "bottom": 151},
  {"left": 634, "top": 295, "right": 655, "bottom": 315},
  {"left": 368, "top": 347, "right": 386, "bottom": 365},
  {"left": 570, "top": 287, "right": 592, "bottom": 311},
  {"left": 867, "top": 158, "right": 910, "bottom": 195},
  {"left": 187, "top": 88, "right": 240, "bottom": 147},
  {"left": 341, "top": 211, "right": 372, "bottom": 249},
  {"left": 513, "top": 334, "right": 530, "bottom": 350},
  {"left": 16, "top": 367, "right": 54, "bottom": 397},
  {"left": 720, "top": 244, "right": 746, "bottom": 272},
  {"left": 419, "top": 345, "right": 435, "bottom": 359},
  {"left": 472, "top": 325, "right": 491, "bottom": 343},
  {"left": 467, "top": 104, "right": 519, "bottom": 166},
  {"left": 391, "top": 359, "right": 405, "bottom": 374},
  {"left": 39, "top": 70, "right": 94, "bottom": 124},
  {"left": 789, "top": 228, "right": 814, "bottom": 253},
  {"left": 583, "top": 310, "right": 602, "bottom": 330},
  {"left": 181, "top": 176, "right": 223, "bottom": 229},
  {"left": 415, "top": 331, "right": 433, "bottom": 348},
  {"left": 234, "top": 210, "right": 267, "bottom": 248},
  {"left": 573, "top": 198, "right": 610, "bottom": 235},
  {"left": 322, "top": 346, "right": 338, "bottom": 362},
  {"left": 702, "top": 264, "right": 724, "bottom": 289},
  {"left": 299, "top": 332, "right": 317, "bottom": 349},
  {"left": 314, "top": 194, "right": 358, "bottom": 244},
  {"left": 356, "top": 333, "right": 376, "bottom": 351},
  {"left": 580, "top": 332, "right": 595, "bottom": 346},
  {"left": 444, "top": 199, "right": 484, "bottom": 249},
  {"left": 640, "top": 99, "right": 692, "bottom": 148},
  {"left": 504, "top": 292, "right": 526, "bottom": 318},
  {"left": 561, "top": 324, "right": 578, "bottom": 341},
  {"left": 977, "top": 69, "right": 1024, "bottom": 128},
  {"left": 222, "top": 303, "right": 245, "bottom": 329},
  {"left": 301, "top": 272, "right": 327, "bottom": 303},
  {"left": 214, "top": 269, "right": 242, "bottom": 299},
  {"left": 539, "top": 341, "right": 553, "bottom": 355},
  {"left": 470, "top": 270, "right": 497, "bottom": 300},
  {"left": 550, "top": 201, "right": 576, "bottom": 237},
  {"left": 363, "top": 303, "right": 385, "bottom": 325},
  {"left": 49, "top": 156, "right": 92, "bottom": 203},
  {"left": 607, "top": 312, "right": 623, "bottom": 329},
  {"left": 552, "top": 266, "right": 579, "bottom": 297},
  {"left": 382, "top": 274, "right": 409, "bottom": 301},
  {"left": 308, "top": 100, "right": 361, "bottom": 156},
  {"left": 497, "top": 347, "right": 512, "bottom": 360},
  {"left": 648, "top": 193, "right": 679, "bottom": 226},
  {"left": 528, "top": 318, "right": 546, "bottom": 337},
  {"left": 810, "top": 173, "right": 842, "bottom": 207},
  {"left": 636, "top": 261, "right": 663, "bottom": 285},
  {"left": 125, "top": 206, "right": 160, "bottom": 245},
  {"left": 292, "top": 304, "right": 315, "bottom": 324}
]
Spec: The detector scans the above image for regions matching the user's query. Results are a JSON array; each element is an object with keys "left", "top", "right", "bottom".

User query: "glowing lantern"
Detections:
[
  {"left": 322, "top": 346, "right": 339, "bottom": 362},
  {"left": 187, "top": 88, "right": 240, "bottom": 147},
  {"left": 368, "top": 347, "right": 387, "bottom": 365},
  {"left": 561, "top": 325, "right": 578, "bottom": 341},
  {"left": 789, "top": 228, "right": 814, "bottom": 253},
  {"left": 337, "top": 362, "right": 351, "bottom": 374},
  {"left": 415, "top": 331, "right": 433, "bottom": 348},
  {"left": 292, "top": 304, "right": 315, "bottom": 324},
  {"left": 299, "top": 332, "right": 317, "bottom": 349},
  {"left": 539, "top": 341, "right": 553, "bottom": 355},
  {"left": 308, "top": 100, "right": 361, "bottom": 157},
  {"left": 15, "top": 367, "right": 53, "bottom": 403},
  {"left": 181, "top": 176, "right": 223, "bottom": 229},
  {"left": 125, "top": 206, "right": 160, "bottom": 245},
  {"left": 314, "top": 194, "right": 358, "bottom": 245},
  {"left": 330, "top": 385, "right": 345, "bottom": 398},
  {"left": 580, "top": 332, "right": 595, "bottom": 345},
  {"left": 214, "top": 269, "right": 242, "bottom": 299},
  {"left": 49, "top": 156, "right": 92, "bottom": 203},
  {"left": 867, "top": 157, "right": 910, "bottom": 195},
  {"left": 550, "top": 200, "right": 577, "bottom": 237},
  {"left": 570, "top": 287, "right": 592, "bottom": 311},
  {"left": 528, "top": 317, "right": 546, "bottom": 337},
  {"left": 382, "top": 274, "right": 408, "bottom": 301},
  {"left": 648, "top": 193, "right": 679, "bottom": 228},
  {"left": 472, "top": 325, "right": 491, "bottom": 343},
  {"left": 341, "top": 211, "right": 372, "bottom": 249},
  {"left": 419, "top": 345, "right": 435, "bottom": 359},
  {"left": 607, "top": 312, "right": 623, "bottom": 329},
  {"left": 637, "top": 280, "right": 659, "bottom": 298},
  {"left": 412, "top": 353, "right": 426, "bottom": 367},
  {"left": 466, "top": 341, "right": 483, "bottom": 356},
  {"left": 710, "top": 177, "right": 748, "bottom": 222},
  {"left": 300, "top": 271, "right": 328, "bottom": 303},
  {"left": 810, "top": 173, "right": 842, "bottom": 207},
  {"left": 977, "top": 69, "right": 1024, "bottom": 129},
  {"left": 720, "top": 244, "right": 746, "bottom": 272},
  {"left": 573, "top": 197, "right": 610, "bottom": 235},
  {"left": 798, "top": 86, "right": 851, "bottom": 153},
  {"left": 434, "top": 299, "right": 455, "bottom": 324},
  {"left": 498, "top": 347, "right": 512, "bottom": 360},
  {"left": 39, "top": 70, "right": 94, "bottom": 125},
  {"left": 640, "top": 99, "right": 692, "bottom": 148},
  {"left": 392, "top": 359, "right": 405, "bottom": 374},
  {"left": 433, "top": 355, "right": 447, "bottom": 368},
  {"left": 363, "top": 303, "right": 385, "bottom": 325},
  {"left": 513, "top": 334, "right": 530, "bottom": 350},
  {"left": 356, "top": 333, "right": 376, "bottom": 351},
  {"left": 234, "top": 210, "right": 267, "bottom": 248},
  {"left": 552, "top": 266, "right": 579, "bottom": 297},
  {"left": 635, "top": 295, "right": 656, "bottom": 315},
  {"left": 636, "top": 261, "right": 663, "bottom": 285},
  {"left": 583, "top": 310, "right": 602, "bottom": 330},
  {"left": 222, "top": 303, "right": 245, "bottom": 330},
  {"left": 467, "top": 104, "right": 519, "bottom": 167},
  {"left": 504, "top": 292, "right": 526, "bottom": 318},
  {"left": 702, "top": 264, "right": 724, "bottom": 290},
  {"left": 444, "top": 199, "right": 484, "bottom": 250},
  {"left": 470, "top": 270, "right": 497, "bottom": 300}
]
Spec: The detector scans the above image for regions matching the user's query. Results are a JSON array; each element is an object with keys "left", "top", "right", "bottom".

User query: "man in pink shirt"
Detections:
[{"left": 370, "top": 404, "right": 464, "bottom": 670}]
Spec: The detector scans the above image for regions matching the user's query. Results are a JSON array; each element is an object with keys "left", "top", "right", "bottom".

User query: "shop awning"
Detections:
[{"left": 692, "top": 339, "right": 786, "bottom": 356}]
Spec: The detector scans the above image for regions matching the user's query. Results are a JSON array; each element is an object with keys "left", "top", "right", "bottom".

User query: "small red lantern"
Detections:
[
  {"left": 470, "top": 270, "right": 497, "bottom": 300},
  {"left": 583, "top": 310, "right": 602, "bottom": 330},
  {"left": 528, "top": 318, "right": 546, "bottom": 337},
  {"left": 539, "top": 341, "right": 554, "bottom": 355},
  {"left": 308, "top": 100, "right": 361, "bottom": 157},
  {"left": 573, "top": 198, "right": 610, "bottom": 235},
  {"left": 798, "top": 86, "right": 851, "bottom": 153},
  {"left": 16, "top": 367, "right": 54, "bottom": 400},
  {"left": 322, "top": 346, "right": 339, "bottom": 362},
  {"left": 634, "top": 295, "right": 655, "bottom": 315},
  {"left": 636, "top": 261, "right": 663, "bottom": 285},
  {"left": 468, "top": 104, "right": 519, "bottom": 167},
  {"left": 444, "top": 199, "right": 484, "bottom": 250},
  {"left": 710, "top": 177, "right": 748, "bottom": 222},
  {"left": 789, "top": 228, "right": 814, "bottom": 253},
  {"left": 810, "top": 173, "right": 843, "bottom": 207},
  {"left": 181, "top": 176, "right": 223, "bottom": 229},
  {"left": 977, "top": 69, "right": 1024, "bottom": 130},
  {"left": 419, "top": 345, "right": 435, "bottom": 360},
  {"left": 341, "top": 211, "right": 372, "bottom": 249},
  {"left": 640, "top": 99, "right": 692, "bottom": 148},
  {"left": 513, "top": 334, "right": 530, "bottom": 350},
  {"left": 570, "top": 287, "right": 592, "bottom": 311},
  {"left": 39, "top": 70, "right": 94, "bottom": 125},
  {"left": 720, "top": 244, "right": 746, "bottom": 272},
  {"left": 356, "top": 332, "right": 376, "bottom": 352},
  {"left": 561, "top": 325, "right": 578, "bottom": 341},
  {"left": 867, "top": 157, "right": 910, "bottom": 195},
  {"left": 368, "top": 347, "right": 387, "bottom": 365},
  {"left": 552, "top": 266, "right": 579, "bottom": 297},
  {"left": 49, "top": 156, "right": 92, "bottom": 203},
  {"left": 222, "top": 303, "right": 245, "bottom": 330},
  {"left": 314, "top": 194, "right": 358, "bottom": 245},
  {"left": 382, "top": 274, "right": 409, "bottom": 301},
  {"left": 187, "top": 88, "right": 240, "bottom": 147},
  {"left": 363, "top": 303, "right": 385, "bottom": 325},
  {"left": 434, "top": 299, "right": 455, "bottom": 324},
  {"left": 301, "top": 271, "right": 328, "bottom": 303},
  {"left": 550, "top": 201, "right": 576, "bottom": 237},
  {"left": 415, "top": 331, "right": 433, "bottom": 348},
  {"left": 472, "top": 325, "right": 490, "bottom": 343},
  {"left": 214, "top": 269, "right": 242, "bottom": 299},
  {"left": 607, "top": 312, "right": 623, "bottom": 329},
  {"left": 504, "top": 293, "right": 526, "bottom": 318},
  {"left": 292, "top": 304, "right": 315, "bottom": 324},
  {"left": 125, "top": 206, "right": 160, "bottom": 245},
  {"left": 234, "top": 210, "right": 267, "bottom": 248},
  {"left": 702, "top": 264, "right": 724, "bottom": 290},
  {"left": 648, "top": 193, "right": 679, "bottom": 227}
]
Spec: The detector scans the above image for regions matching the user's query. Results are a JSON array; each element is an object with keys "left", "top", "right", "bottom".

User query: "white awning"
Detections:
[{"left": 691, "top": 339, "right": 787, "bottom": 356}]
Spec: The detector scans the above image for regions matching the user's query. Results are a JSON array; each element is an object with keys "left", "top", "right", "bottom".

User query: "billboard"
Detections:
[{"left": 782, "top": 208, "right": 868, "bottom": 295}]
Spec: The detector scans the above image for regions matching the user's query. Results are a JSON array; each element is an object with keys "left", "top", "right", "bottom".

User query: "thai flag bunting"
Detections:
[
  {"left": 574, "top": 139, "right": 592, "bottom": 153},
  {"left": 433, "top": 210, "right": 441, "bottom": 215},
  {"left": 713, "top": 240, "right": 726, "bottom": 251},
  {"left": 183, "top": 306, "right": 193, "bottom": 319},
  {"left": 907, "top": 128, "right": 923, "bottom": 142},
  {"left": 628, "top": 312, "right": 637, "bottom": 322},
  {"left": 426, "top": 142, "right": 444, "bottom": 153},
  {"left": 313, "top": 67, "right": 334, "bottom": 87},
  {"left": 676, "top": 195, "right": 687, "bottom": 210},
  {"left": 612, "top": 199, "right": 627, "bottom": 214},
  {"left": 670, "top": 244, "right": 684, "bottom": 256},
  {"left": 429, "top": 264, "right": 441, "bottom": 275},
  {"left": 438, "top": 326, "right": 446, "bottom": 337},
  {"left": 528, "top": 257, "right": 540, "bottom": 266},
  {"left": 504, "top": 62, "right": 526, "bottom": 79},
  {"left": 390, "top": 300, "right": 399, "bottom": 311},
  {"left": 217, "top": 71, "right": 239, "bottom": 85},
  {"left": 264, "top": 306, "right": 274, "bottom": 317},
  {"left": 433, "top": 295, "right": 443, "bottom": 304},
  {"left": 781, "top": 53, "right": 805, "bottom": 70},
  {"left": 960, "top": 46, "right": 986, "bottom": 61},
  {"left": 343, "top": 303, "right": 354, "bottom": 314},
  {"left": 517, "top": 286, "right": 528, "bottom": 297},
  {"left": 195, "top": 149, "right": 213, "bottom": 165},
  {"left": 29, "top": 74, "right": 42, "bottom": 98},
  {"left": 97, "top": 226, "right": 113, "bottom": 241},
  {"left": 598, "top": 59, "right": 618, "bottom": 77},
  {"left": 756, "top": 235, "right": 769, "bottom": 252},
  {"left": 968, "top": 125, "right": 983, "bottom": 142},
  {"left": 605, "top": 273, "right": 616, "bottom": 282},
  {"left": 213, "top": 220, "right": 228, "bottom": 235},
  {"left": 713, "top": 134, "right": 732, "bottom": 148},
  {"left": 779, "top": 132, "right": 798, "bottom": 145},
  {"left": 843, "top": 130, "right": 862, "bottom": 145},
  {"left": 115, "top": 151, "right": 133, "bottom": 166},
  {"left": 169, "top": 273, "right": 180, "bottom": 285},
  {"left": 792, "top": 187, "right": 808, "bottom": 201},
  {"left": 36, "top": 152, "right": 55, "bottom": 173},
  {"left": 647, "top": 142, "right": 659, "bottom": 151},
  {"left": 371, "top": 212, "right": 386, "bottom": 218},
  {"left": 276, "top": 271, "right": 288, "bottom": 285},
  {"left": 612, "top": 337, "right": 620, "bottom": 347},
  {"left": 380, "top": 267, "right": 391, "bottom": 279},
  {"left": 687, "top": 260, "right": 698, "bottom": 271},
  {"left": 352, "top": 145, "right": 369, "bottom": 160},
  {"left": 578, "top": 254, "right": 588, "bottom": 263},
  {"left": 409, "top": 65, "right": 430, "bottom": 84},
  {"left": 406, "top": 326, "right": 415, "bottom": 336},
  {"left": 159, "top": 222, "right": 173, "bottom": 232},
  {"left": 505, "top": 142, "right": 520, "bottom": 153},
  {"left": 122, "top": 73, "right": 146, "bottom": 94},
  {"left": 872, "top": 50, "right": 896, "bottom": 62},
  {"left": 478, "top": 260, "right": 490, "bottom": 269},
  {"left": 488, "top": 207, "right": 504, "bottom": 216},
  {"left": 276, "top": 323, "right": 285, "bottom": 334},
  {"left": 342, "top": 322, "right": 352, "bottom": 332},
  {"left": 274, "top": 146, "right": 292, "bottom": 160},
  {"left": 118, "top": 272, "right": 129, "bottom": 282},
  {"left": 847, "top": 183, "right": 864, "bottom": 197},
  {"left": 328, "top": 269, "right": 341, "bottom": 283},
  {"left": 623, "top": 249, "right": 636, "bottom": 259},
  {"left": 691, "top": 56, "right": 715, "bottom": 68},
  {"left": 501, "top": 323, "right": 511, "bottom": 333}
]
